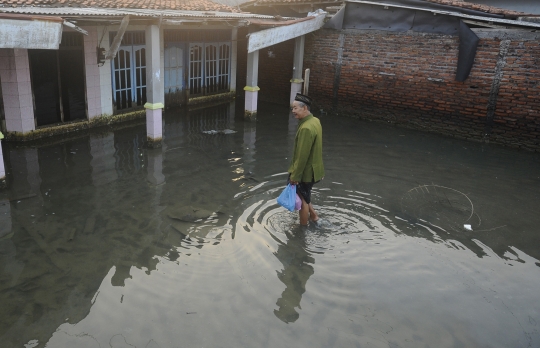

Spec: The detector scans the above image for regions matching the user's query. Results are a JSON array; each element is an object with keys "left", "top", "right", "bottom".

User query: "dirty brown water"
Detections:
[{"left": 1, "top": 101, "right": 539, "bottom": 348}]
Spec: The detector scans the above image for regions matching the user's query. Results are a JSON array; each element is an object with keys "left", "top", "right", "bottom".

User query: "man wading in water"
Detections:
[{"left": 288, "top": 93, "right": 325, "bottom": 226}]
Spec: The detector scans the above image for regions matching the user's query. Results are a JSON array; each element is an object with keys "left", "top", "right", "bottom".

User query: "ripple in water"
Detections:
[{"left": 234, "top": 175, "right": 400, "bottom": 257}]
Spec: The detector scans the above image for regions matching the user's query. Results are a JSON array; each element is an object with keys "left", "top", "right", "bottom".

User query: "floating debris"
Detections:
[
  {"left": 167, "top": 206, "right": 214, "bottom": 222},
  {"left": 202, "top": 129, "right": 237, "bottom": 135}
]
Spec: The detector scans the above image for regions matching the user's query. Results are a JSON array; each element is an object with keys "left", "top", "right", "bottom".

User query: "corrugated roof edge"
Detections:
[{"left": 0, "top": 7, "right": 297, "bottom": 20}]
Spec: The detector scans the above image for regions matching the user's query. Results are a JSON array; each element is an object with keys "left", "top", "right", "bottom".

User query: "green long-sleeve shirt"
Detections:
[{"left": 288, "top": 114, "right": 325, "bottom": 183}]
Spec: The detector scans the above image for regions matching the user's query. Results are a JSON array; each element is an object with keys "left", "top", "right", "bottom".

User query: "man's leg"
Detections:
[
  {"left": 298, "top": 195, "right": 310, "bottom": 226},
  {"left": 308, "top": 203, "right": 319, "bottom": 222}
]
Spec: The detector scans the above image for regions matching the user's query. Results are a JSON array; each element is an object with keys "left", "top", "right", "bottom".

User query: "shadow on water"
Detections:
[
  {"left": 0, "top": 101, "right": 539, "bottom": 347},
  {"left": 273, "top": 227, "right": 314, "bottom": 324}
]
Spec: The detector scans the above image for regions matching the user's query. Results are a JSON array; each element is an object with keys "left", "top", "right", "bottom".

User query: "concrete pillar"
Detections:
[
  {"left": 230, "top": 27, "right": 238, "bottom": 94},
  {"left": 144, "top": 24, "right": 164, "bottom": 147},
  {"left": 82, "top": 26, "right": 102, "bottom": 120},
  {"left": 0, "top": 49, "right": 35, "bottom": 134},
  {"left": 244, "top": 50, "right": 259, "bottom": 119},
  {"left": 290, "top": 36, "right": 305, "bottom": 106}
]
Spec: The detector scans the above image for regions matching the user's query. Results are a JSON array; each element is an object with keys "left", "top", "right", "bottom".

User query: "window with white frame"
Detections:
[
  {"left": 189, "top": 42, "right": 231, "bottom": 97},
  {"left": 110, "top": 32, "right": 147, "bottom": 111}
]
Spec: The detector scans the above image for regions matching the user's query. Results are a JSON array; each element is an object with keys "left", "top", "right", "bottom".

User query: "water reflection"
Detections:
[
  {"left": 273, "top": 227, "right": 314, "bottom": 323},
  {"left": 146, "top": 147, "right": 165, "bottom": 186},
  {"left": 9, "top": 147, "right": 42, "bottom": 200},
  {"left": 90, "top": 133, "right": 118, "bottom": 187},
  {"left": 242, "top": 120, "right": 257, "bottom": 181},
  {"left": 0, "top": 104, "right": 243, "bottom": 346},
  {"left": 0, "top": 198, "right": 11, "bottom": 239},
  {"left": 0, "top": 101, "right": 539, "bottom": 347}
]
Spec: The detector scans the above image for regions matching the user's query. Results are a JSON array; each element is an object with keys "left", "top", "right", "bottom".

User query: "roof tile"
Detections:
[
  {"left": 252, "top": 0, "right": 527, "bottom": 17},
  {"left": 423, "top": 0, "right": 525, "bottom": 17},
  {"left": 1, "top": 0, "right": 239, "bottom": 12}
]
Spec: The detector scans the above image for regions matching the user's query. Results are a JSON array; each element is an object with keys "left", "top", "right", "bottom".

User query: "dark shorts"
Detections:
[{"left": 287, "top": 174, "right": 317, "bottom": 204}]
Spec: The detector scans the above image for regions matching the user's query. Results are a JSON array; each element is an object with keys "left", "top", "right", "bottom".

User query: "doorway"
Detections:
[{"left": 29, "top": 32, "right": 87, "bottom": 127}]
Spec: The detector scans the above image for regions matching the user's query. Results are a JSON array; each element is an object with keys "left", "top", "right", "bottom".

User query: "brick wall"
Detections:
[
  {"left": 302, "top": 28, "right": 540, "bottom": 151},
  {"left": 491, "top": 40, "right": 540, "bottom": 149}
]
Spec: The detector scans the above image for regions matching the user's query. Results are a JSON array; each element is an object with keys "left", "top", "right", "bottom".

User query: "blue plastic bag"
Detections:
[{"left": 277, "top": 184, "right": 296, "bottom": 212}]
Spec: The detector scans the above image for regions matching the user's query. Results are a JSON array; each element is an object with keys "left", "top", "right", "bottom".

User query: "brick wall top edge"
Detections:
[{"left": 322, "top": 28, "right": 540, "bottom": 41}]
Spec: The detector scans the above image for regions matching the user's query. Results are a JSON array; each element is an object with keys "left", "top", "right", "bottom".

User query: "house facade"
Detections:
[
  {"left": 0, "top": 1, "right": 251, "bottom": 140},
  {"left": 0, "top": 0, "right": 328, "bottom": 184}
]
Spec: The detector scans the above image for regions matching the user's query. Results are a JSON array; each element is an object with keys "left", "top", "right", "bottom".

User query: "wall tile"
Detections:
[
  {"left": 21, "top": 118, "right": 35, "bottom": 133},
  {"left": 4, "top": 106, "right": 21, "bottom": 120},
  {"left": 2, "top": 82, "right": 19, "bottom": 96},
  {"left": 3, "top": 94, "right": 20, "bottom": 109}
]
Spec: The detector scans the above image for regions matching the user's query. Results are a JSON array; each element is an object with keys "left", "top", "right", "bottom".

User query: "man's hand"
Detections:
[{"left": 290, "top": 180, "right": 299, "bottom": 185}]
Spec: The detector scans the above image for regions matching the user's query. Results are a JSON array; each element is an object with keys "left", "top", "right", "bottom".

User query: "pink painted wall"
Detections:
[
  {"left": 0, "top": 48, "right": 35, "bottom": 133},
  {"left": 82, "top": 27, "right": 103, "bottom": 119}
]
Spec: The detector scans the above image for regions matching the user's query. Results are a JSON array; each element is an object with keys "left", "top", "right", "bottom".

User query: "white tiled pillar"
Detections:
[
  {"left": 83, "top": 27, "right": 103, "bottom": 120},
  {"left": 230, "top": 27, "right": 238, "bottom": 94},
  {"left": 244, "top": 50, "right": 259, "bottom": 120},
  {"left": 290, "top": 36, "right": 305, "bottom": 106},
  {"left": 98, "top": 26, "right": 113, "bottom": 117},
  {"left": 145, "top": 25, "right": 164, "bottom": 146},
  {"left": 0, "top": 49, "right": 35, "bottom": 134}
]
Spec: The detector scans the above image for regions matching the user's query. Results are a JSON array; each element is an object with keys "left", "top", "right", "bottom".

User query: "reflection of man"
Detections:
[
  {"left": 274, "top": 229, "right": 314, "bottom": 323},
  {"left": 288, "top": 94, "right": 325, "bottom": 226}
]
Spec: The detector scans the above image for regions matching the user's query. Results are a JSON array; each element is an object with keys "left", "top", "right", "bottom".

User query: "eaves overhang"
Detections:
[
  {"left": 0, "top": 6, "right": 296, "bottom": 21},
  {"left": 0, "top": 12, "right": 64, "bottom": 49}
]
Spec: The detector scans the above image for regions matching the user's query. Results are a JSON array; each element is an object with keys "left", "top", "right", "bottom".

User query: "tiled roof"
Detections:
[
  {"left": 0, "top": 0, "right": 239, "bottom": 12},
  {"left": 251, "top": 0, "right": 527, "bottom": 17},
  {"left": 423, "top": 0, "right": 526, "bottom": 17}
]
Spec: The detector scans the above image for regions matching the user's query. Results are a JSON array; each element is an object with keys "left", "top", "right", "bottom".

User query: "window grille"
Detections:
[
  {"left": 188, "top": 42, "right": 231, "bottom": 97},
  {"left": 111, "top": 44, "right": 147, "bottom": 111},
  {"left": 218, "top": 44, "right": 231, "bottom": 92},
  {"left": 164, "top": 30, "right": 232, "bottom": 99},
  {"left": 110, "top": 31, "right": 146, "bottom": 46},
  {"left": 164, "top": 46, "right": 184, "bottom": 94},
  {"left": 189, "top": 44, "right": 204, "bottom": 96},
  {"left": 134, "top": 47, "right": 147, "bottom": 107},
  {"left": 113, "top": 49, "right": 133, "bottom": 110},
  {"left": 205, "top": 44, "right": 218, "bottom": 94}
]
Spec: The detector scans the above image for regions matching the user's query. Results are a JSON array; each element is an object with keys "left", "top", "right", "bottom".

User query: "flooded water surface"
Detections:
[{"left": 1, "top": 102, "right": 539, "bottom": 348}]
